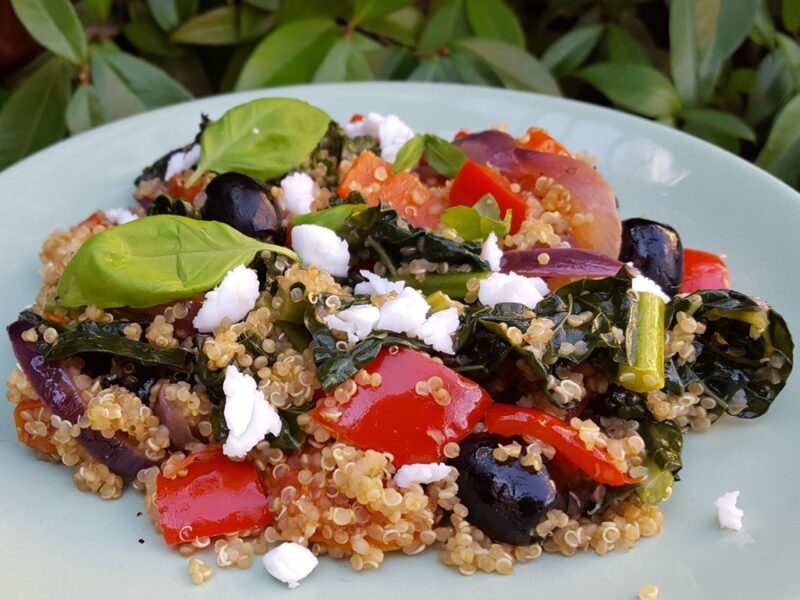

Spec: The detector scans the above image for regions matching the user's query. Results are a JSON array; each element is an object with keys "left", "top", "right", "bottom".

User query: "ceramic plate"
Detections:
[{"left": 1, "top": 83, "right": 797, "bottom": 599}]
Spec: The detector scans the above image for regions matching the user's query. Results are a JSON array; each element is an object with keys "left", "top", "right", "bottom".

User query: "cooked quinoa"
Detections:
[{"left": 5, "top": 99, "right": 793, "bottom": 589}]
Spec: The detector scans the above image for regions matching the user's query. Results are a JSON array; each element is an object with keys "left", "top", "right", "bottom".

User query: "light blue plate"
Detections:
[{"left": 1, "top": 83, "right": 797, "bottom": 599}]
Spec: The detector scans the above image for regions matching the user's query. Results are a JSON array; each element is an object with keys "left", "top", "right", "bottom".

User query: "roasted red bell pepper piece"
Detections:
[
  {"left": 155, "top": 447, "right": 272, "bottom": 545},
  {"left": 449, "top": 159, "right": 528, "bottom": 233},
  {"left": 313, "top": 347, "right": 492, "bottom": 466},
  {"left": 516, "top": 127, "right": 572, "bottom": 156},
  {"left": 485, "top": 404, "right": 640, "bottom": 487},
  {"left": 680, "top": 248, "right": 730, "bottom": 293}
]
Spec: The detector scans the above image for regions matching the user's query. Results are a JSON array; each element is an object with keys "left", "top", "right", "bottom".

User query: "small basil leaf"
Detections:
[
  {"left": 291, "top": 203, "right": 365, "bottom": 231},
  {"left": 471, "top": 194, "right": 500, "bottom": 220},
  {"left": 422, "top": 134, "right": 467, "bottom": 178},
  {"left": 392, "top": 133, "right": 425, "bottom": 173},
  {"left": 439, "top": 196, "right": 510, "bottom": 242},
  {"left": 188, "top": 97, "right": 330, "bottom": 184}
]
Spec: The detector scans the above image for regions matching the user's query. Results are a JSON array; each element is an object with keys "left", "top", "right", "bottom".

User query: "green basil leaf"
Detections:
[
  {"left": 123, "top": 19, "right": 184, "bottom": 58},
  {"left": 669, "top": 0, "right": 699, "bottom": 105},
  {"left": 541, "top": 25, "right": 604, "bottom": 76},
  {"left": 417, "top": 0, "right": 469, "bottom": 52},
  {"left": 84, "top": 0, "right": 112, "bottom": 21},
  {"left": 575, "top": 62, "right": 681, "bottom": 118},
  {"left": 65, "top": 84, "right": 105, "bottom": 135},
  {"left": 439, "top": 200, "right": 511, "bottom": 242},
  {"left": 465, "top": 0, "right": 524, "bottom": 48},
  {"left": 392, "top": 134, "right": 425, "bottom": 173},
  {"left": 681, "top": 108, "right": 756, "bottom": 142},
  {"left": 188, "top": 97, "right": 330, "bottom": 184},
  {"left": 472, "top": 194, "right": 500, "bottom": 220},
  {"left": 606, "top": 24, "right": 651, "bottom": 66},
  {"left": 11, "top": 0, "right": 87, "bottom": 64},
  {"left": 785, "top": 0, "right": 800, "bottom": 32},
  {"left": 313, "top": 33, "right": 378, "bottom": 82},
  {"left": 358, "top": 6, "right": 423, "bottom": 47},
  {"left": 0, "top": 57, "right": 72, "bottom": 169},
  {"left": 57, "top": 215, "right": 298, "bottom": 309},
  {"left": 423, "top": 134, "right": 467, "bottom": 178},
  {"left": 756, "top": 93, "right": 800, "bottom": 187},
  {"left": 235, "top": 18, "right": 338, "bottom": 90},
  {"left": 353, "top": 0, "right": 414, "bottom": 25},
  {"left": 147, "top": 0, "right": 198, "bottom": 32},
  {"left": 455, "top": 38, "right": 561, "bottom": 96},
  {"left": 291, "top": 203, "right": 365, "bottom": 230}
]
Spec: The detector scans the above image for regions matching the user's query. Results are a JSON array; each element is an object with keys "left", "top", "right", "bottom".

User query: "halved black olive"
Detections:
[
  {"left": 620, "top": 217, "right": 683, "bottom": 296},
  {"left": 202, "top": 172, "right": 284, "bottom": 243}
]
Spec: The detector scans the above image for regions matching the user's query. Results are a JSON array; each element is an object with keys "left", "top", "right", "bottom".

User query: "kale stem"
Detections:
[
  {"left": 365, "top": 236, "right": 397, "bottom": 276},
  {"left": 619, "top": 291, "right": 666, "bottom": 393}
]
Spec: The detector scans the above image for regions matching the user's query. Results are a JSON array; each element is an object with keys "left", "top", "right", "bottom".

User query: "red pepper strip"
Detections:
[
  {"left": 680, "top": 248, "right": 730, "bottom": 293},
  {"left": 516, "top": 127, "right": 572, "bottom": 157},
  {"left": 313, "top": 347, "right": 492, "bottom": 466},
  {"left": 485, "top": 404, "right": 640, "bottom": 487},
  {"left": 449, "top": 159, "right": 529, "bottom": 234},
  {"left": 155, "top": 450, "right": 272, "bottom": 545}
]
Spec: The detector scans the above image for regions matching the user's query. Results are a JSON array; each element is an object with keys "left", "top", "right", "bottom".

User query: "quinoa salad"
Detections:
[{"left": 5, "top": 97, "right": 794, "bottom": 589}]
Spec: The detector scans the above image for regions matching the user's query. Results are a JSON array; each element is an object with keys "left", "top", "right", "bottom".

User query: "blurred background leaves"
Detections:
[{"left": 0, "top": 0, "right": 798, "bottom": 188}]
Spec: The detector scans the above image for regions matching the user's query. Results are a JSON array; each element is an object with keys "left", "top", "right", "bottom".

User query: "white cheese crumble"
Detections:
[
  {"left": 291, "top": 224, "right": 350, "bottom": 277},
  {"left": 343, "top": 112, "right": 415, "bottom": 163},
  {"left": 222, "top": 366, "right": 281, "bottom": 459},
  {"left": 104, "top": 208, "right": 139, "bottom": 225},
  {"left": 480, "top": 231, "right": 503, "bottom": 272},
  {"left": 164, "top": 144, "right": 200, "bottom": 181},
  {"left": 376, "top": 286, "right": 429, "bottom": 336},
  {"left": 478, "top": 271, "right": 549, "bottom": 309},
  {"left": 280, "top": 172, "right": 315, "bottom": 215},
  {"left": 632, "top": 274, "right": 671, "bottom": 303},
  {"left": 715, "top": 490, "right": 744, "bottom": 531},
  {"left": 262, "top": 542, "right": 318, "bottom": 589},
  {"left": 353, "top": 270, "right": 406, "bottom": 295},
  {"left": 192, "top": 265, "right": 260, "bottom": 333},
  {"left": 416, "top": 307, "right": 460, "bottom": 354},
  {"left": 325, "top": 304, "right": 380, "bottom": 343},
  {"left": 394, "top": 463, "right": 452, "bottom": 488}
]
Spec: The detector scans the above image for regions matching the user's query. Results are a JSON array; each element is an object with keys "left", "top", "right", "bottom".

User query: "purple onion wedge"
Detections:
[
  {"left": 8, "top": 320, "right": 155, "bottom": 478},
  {"left": 501, "top": 248, "right": 624, "bottom": 279},
  {"left": 151, "top": 380, "right": 200, "bottom": 450}
]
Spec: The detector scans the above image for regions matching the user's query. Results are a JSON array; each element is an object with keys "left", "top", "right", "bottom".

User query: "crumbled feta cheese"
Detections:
[
  {"left": 222, "top": 366, "right": 281, "bottom": 459},
  {"left": 342, "top": 112, "right": 415, "bottom": 163},
  {"left": 263, "top": 542, "right": 318, "bottom": 589},
  {"left": 394, "top": 463, "right": 451, "bottom": 488},
  {"left": 415, "top": 307, "right": 459, "bottom": 354},
  {"left": 632, "top": 274, "right": 671, "bottom": 303},
  {"left": 715, "top": 490, "right": 744, "bottom": 531},
  {"left": 376, "top": 286, "right": 429, "bottom": 336},
  {"left": 280, "top": 172, "right": 315, "bottom": 215},
  {"left": 104, "top": 208, "right": 139, "bottom": 225},
  {"left": 291, "top": 224, "right": 350, "bottom": 277},
  {"left": 478, "top": 271, "right": 548, "bottom": 309},
  {"left": 325, "top": 304, "right": 380, "bottom": 343},
  {"left": 164, "top": 144, "right": 200, "bottom": 181},
  {"left": 192, "top": 265, "right": 260, "bottom": 333},
  {"left": 480, "top": 231, "right": 503, "bottom": 272},
  {"left": 353, "top": 270, "right": 406, "bottom": 295}
]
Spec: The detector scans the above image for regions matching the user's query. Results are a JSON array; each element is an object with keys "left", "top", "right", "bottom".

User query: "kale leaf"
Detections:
[
  {"left": 134, "top": 114, "right": 210, "bottom": 185},
  {"left": 146, "top": 194, "right": 201, "bottom": 219}
]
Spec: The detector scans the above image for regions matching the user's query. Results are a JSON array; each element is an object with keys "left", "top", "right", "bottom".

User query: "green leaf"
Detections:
[
  {"left": 84, "top": 0, "right": 112, "bottom": 21},
  {"left": 90, "top": 47, "right": 192, "bottom": 122},
  {"left": 392, "top": 134, "right": 425, "bottom": 173},
  {"left": 784, "top": 0, "right": 800, "bottom": 32},
  {"left": 123, "top": 20, "right": 184, "bottom": 58},
  {"left": 188, "top": 97, "right": 330, "bottom": 184},
  {"left": 358, "top": 6, "right": 423, "bottom": 47},
  {"left": 423, "top": 134, "right": 467, "bottom": 178},
  {"left": 57, "top": 215, "right": 298, "bottom": 309},
  {"left": 605, "top": 24, "right": 651, "bottom": 66},
  {"left": 275, "top": 0, "right": 350, "bottom": 23},
  {"left": 417, "top": 0, "right": 469, "bottom": 52},
  {"left": 408, "top": 57, "right": 460, "bottom": 82},
  {"left": 575, "top": 62, "right": 681, "bottom": 118},
  {"left": 681, "top": 108, "right": 756, "bottom": 142},
  {"left": 440, "top": 196, "right": 511, "bottom": 241},
  {"left": 235, "top": 18, "right": 338, "bottom": 90},
  {"left": 541, "top": 24, "right": 604, "bottom": 76},
  {"left": 11, "top": 0, "right": 87, "bottom": 64},
  {"left": 65, "top": 84, "right": 104, "bottom": 135},
  {"left": 636, "top": 458, "right": 675, "bottom": 505},
  {"left": 171, "top": 5, "right": 239, "bottom": 45},
  {"left": 313, "top": 33, "right": 377, "bottom": 82},
  {"left": 353, "top": 0, "right": 414, "bottom": 24},
  {"left": 455, "top": 38, "right": 561, "bottom": 95},
  {"left": 669, "top": 0, "right": 699, "bottom": 105},
  {"left": 756, "top": 93, "right": 800, "bottom": 186},
  {"left": 0, "top": 57, "right": 72, "bottom": 169},
  {"left": 750, "top": 0, "right": 777, "bottom": 47},
  {"left": 291, "top": 204, "right": 365, "bottom": 231},
  {"left": 450, "top": 48, "right": 503, "bottom": 85},
  {"left": 147, "top": 0, "right": 198, "bottom": 32},
  {"left": 365, "top": 46, "right": 418, "bottom": 79},
  {"left": 746, "top": 52, "right": 794, "bottom": 126},
  {"left": 776, "top": 33, "right": 800, "bottom": 91},
  {"left": 465, "top": 0, "right": 524, "bottom": 48},
  {"left": 245, "top": 0, "right": 280, "bottom": 10}
]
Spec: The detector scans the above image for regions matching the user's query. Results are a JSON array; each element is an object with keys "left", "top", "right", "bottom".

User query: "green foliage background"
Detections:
[{"left": 2, "top": 0, "right": 799, "bottom": 189}]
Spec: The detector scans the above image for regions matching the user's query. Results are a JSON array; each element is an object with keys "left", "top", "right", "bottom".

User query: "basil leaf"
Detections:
[
  {"left": 187, "top": 97, "right": 330, "bottom": 184},
  {"left": 65, "top": 84, "right": 105, "bottom": 135},
  {"left": 291, "top": 203, "right": 365, "bottom": 230},
  {"left": 11, "top": 0, "right": 87, "bottom": 64},
  {"left": 392, "top": 134, "right": 425, "bottom": 173},
  {"left": 57, "top": 215, "right": 298, "bottom": 309},
  {"left": 423, "top": 134, "right": 467, "bottom": 178},
  {"left": 439, "top": 200, "right": 511, "bottom": 241}
]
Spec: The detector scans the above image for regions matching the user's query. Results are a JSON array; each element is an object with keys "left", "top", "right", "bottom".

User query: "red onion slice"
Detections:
[
  {"left": 151, "top": 381, "right": 200, "bottom": 450},
  {"left": 501, "top": 248, "right": 624, "bottom": 279}
]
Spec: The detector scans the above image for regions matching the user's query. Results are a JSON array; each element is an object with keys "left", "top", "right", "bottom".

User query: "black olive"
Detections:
[
  {"left": 619, "top": 217, "right": 683, "bottom": 297},
  {"left": 448, "top": 432, "right": 564, "bottom": 545},
  {"left": 202, "top": 172, "right": 284, "bottom": 243}
]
